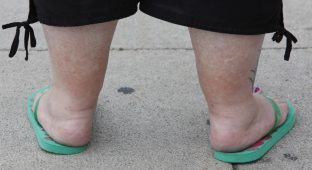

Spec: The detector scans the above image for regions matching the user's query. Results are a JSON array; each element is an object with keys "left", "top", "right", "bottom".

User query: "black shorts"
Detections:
[
  {"left": 2, "top": 0, "right": 297, "bottom": 61},
  {"left": 34, "top": 0, "right": 282, "bottom": 35}
]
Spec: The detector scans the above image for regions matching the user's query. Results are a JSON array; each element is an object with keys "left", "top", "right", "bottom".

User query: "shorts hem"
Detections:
[
  {"left": 36, "top": 7, "right": 138, "bottom": 27},
  {"left": 139, "top": 3, "right": 280, "bottom": 35}
]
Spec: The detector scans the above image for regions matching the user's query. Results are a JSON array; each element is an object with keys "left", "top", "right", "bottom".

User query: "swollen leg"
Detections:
[
  {"left": 189, "top": 28, "right": 288, "bottom": 152},
  {"left": 32, "top": 21, "right": 117, "bottom": 146}
]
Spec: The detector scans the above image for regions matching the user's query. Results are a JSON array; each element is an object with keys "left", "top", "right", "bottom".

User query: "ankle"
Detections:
[
  {"left": 39, "top": 93, "right": 93, "bottom": 146},
  {"left": 34, "top": 87, "right": 94, "bottom": 146},
  {"left": 209, "top": 96, "right": 261, "bottom": 151},
  {"left": 46, "top": 87, "right": 97, "bottom": 120},
  {"left": 209, "top": 96, "right": 260, "bottom": 130}
]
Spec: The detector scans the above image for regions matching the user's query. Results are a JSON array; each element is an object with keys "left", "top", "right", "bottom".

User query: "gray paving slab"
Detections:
[
  {"left": 1, "top": 0, "right": 311, "bottom": 51},
  {"left": 0, "top": 50, "right": 232, "bottom": 170},
  {"left": 283, "top": 0, "right": 312, "bottom": 30}
]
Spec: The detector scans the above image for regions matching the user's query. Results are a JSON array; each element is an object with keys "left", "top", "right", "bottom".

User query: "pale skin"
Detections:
[{"left": 32, "top": 21, "right": 289, "bottom": 152}]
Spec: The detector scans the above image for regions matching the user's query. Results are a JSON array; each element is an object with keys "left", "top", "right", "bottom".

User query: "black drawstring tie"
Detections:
[
  {"left": 272, "top": 29, "right": 298, "bottom": 61},
  {"left": 2, "top": 21, "right": 37, "bottom": 61},
  {"left": 2, "top": 0, "right": 38, "bottom": 61}
]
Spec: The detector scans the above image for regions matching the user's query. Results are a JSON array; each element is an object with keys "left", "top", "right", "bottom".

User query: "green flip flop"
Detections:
[
  {"left": 213, "top": 93, "right": 296, "bottom": 163},
  {"left": 27, "top": 86, "right": 88, "bottom": 154}
]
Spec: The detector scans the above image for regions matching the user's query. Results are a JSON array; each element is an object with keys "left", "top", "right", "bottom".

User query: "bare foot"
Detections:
[
  {"left": 210, "top": 94, "right": 289, "bottom": 152},
  {"left": 31, "top": 89, "right": 93, "bottom": 146}
]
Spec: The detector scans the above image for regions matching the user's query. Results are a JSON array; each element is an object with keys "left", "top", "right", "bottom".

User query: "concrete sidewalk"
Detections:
[{"left": 1, "top": 0, "right": 311, "bottom": 169}]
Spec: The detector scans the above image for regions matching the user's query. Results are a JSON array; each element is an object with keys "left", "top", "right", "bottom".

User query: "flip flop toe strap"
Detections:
[
  {"left": 33, "top": 88, "right": 50, "bottom": 122},
  {"left": 261, "top": 94, "right": 282, "bottom": 133}
]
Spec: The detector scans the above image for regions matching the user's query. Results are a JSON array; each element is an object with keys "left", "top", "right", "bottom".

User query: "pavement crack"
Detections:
[
  {"left": 0, "top": 47, "right": 311, "bottom": 52},
  {"left": 262, "top": 47, "right": 312, "bottom": 50},
  {"left": 0, "top": 48, "right": 48, "bottom": 51},
  {"left": 110, "top": 47, "right": 194, "bottom": 51}
]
